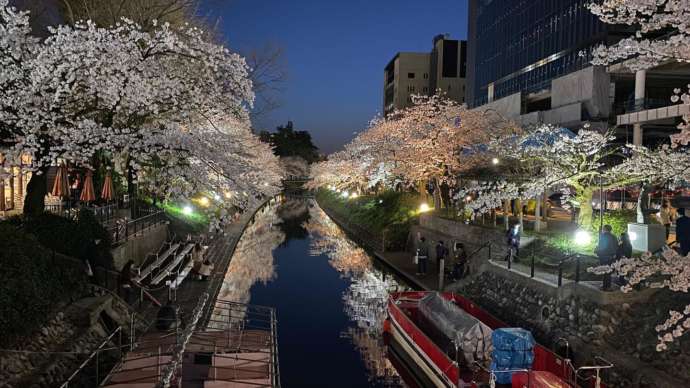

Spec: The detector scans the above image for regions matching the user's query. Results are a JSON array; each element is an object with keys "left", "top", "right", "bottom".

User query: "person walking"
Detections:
[
  {"left": 416, "top": 237, "right": 429, "bottom": 276},
  {"left": 676, "top": 208, "right": 690, "bottom": 256},
  {"left": 658, "top": 202, "right": 673, "bottom": 241},
  {"left": 435, "top": 240, "right": 449, "bottom": 273},
  {"left": 595, "top": 225, "right": 618, "bottom": 291}
]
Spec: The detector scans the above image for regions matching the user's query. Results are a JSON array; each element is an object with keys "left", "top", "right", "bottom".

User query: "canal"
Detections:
[{"left": 215, "top": 196, "right": 412, "bottom": 387}]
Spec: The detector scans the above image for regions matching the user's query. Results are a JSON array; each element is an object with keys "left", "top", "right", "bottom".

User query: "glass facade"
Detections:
[{"left": 468, "top": 0, "right": 619, "bottom": 107}]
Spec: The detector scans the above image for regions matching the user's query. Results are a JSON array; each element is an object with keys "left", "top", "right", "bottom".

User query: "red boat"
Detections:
[{"left": 384, "top": 291, "right": 613, "bottom": 388}]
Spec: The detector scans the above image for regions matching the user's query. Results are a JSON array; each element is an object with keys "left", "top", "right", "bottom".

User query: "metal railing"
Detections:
[
  {"left": 59, "top": 327, "right": 123, "bottom": 388},
  {"left": 109, "top": 211, "right": 166, "bottom": 245}
]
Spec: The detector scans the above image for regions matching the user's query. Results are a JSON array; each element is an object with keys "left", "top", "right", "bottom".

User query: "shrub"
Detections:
[
  {"left": 24, "top": 209, "right": 114, "bottom": 269},
  {"left": 0, "top": 224, "right": 86, "bottom": 346}
]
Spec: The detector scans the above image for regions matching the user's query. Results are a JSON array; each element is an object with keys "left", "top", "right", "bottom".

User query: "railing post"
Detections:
[
  {"left": 507, "top": 250, "right": 512, "bottom": 270},
  {"left": 575, "top": 255, "right": 581, "bottom": 283},
  {"left": 558, "top": 263, "right": 563, "bottom": 287},
  {"left": 530, "top": 253, "right": 535, "bottom": 278},
  {"left": 438, "top": 258, "right": 445, "bottom": 290}
]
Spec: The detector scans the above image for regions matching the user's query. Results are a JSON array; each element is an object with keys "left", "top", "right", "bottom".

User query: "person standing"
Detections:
[
  {"left": 595, "top": 225, "right": 618, "bottom": 291},
  {"left": 452, "top": 243, "right": 468, "bottom": 280},
  {"left": 416, "top": 237, "right": 429, "bottom": 276},
  {"left": 676, "top": 208, "right": 690, "bottom": 256},
  {"left": 505, "top": 223, "right": 521, "bottom": 261},
  {"left": 435, "top": 240, "right": 449, "bottom": 273},
  {"left": 617, "top": 232, "right": 633, "bottom": 259},
  {"left": 658, "top": 202, "right": 673, "bottom": 241}
]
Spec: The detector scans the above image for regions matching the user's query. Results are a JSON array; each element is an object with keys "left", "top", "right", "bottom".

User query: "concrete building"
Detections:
[
  {"left": 465, "top": 0, "right": 690, "bottom": 146},
  {"left": 383, "top": 35, "right": 467, "bottom": 115}
]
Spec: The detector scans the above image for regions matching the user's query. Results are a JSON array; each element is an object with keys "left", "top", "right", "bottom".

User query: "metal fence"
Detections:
[{"left": 108, "top": 211, "right": 167, "bottom": 246}]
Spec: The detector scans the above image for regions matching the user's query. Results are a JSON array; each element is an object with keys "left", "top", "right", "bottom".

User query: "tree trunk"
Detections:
[
  {"left": 432, "top": 179, "right": 442, "bottom": 211},
  {"left": 127, "top": 165, "right": 137, "bottom": 219},
  {"left": 23, "top": 166, "right": 49, "bottom": 216},
  {"left": 576, "top": 187, "right": 595, "bottom": 229}
]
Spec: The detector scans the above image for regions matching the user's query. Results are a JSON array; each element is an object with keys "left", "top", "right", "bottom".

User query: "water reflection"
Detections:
[
  {"left": 214, "top": 197, "right": 407, "bottom": 387},
  {"left": 305, "top": 205, "right": 406, "bottom": 387}
]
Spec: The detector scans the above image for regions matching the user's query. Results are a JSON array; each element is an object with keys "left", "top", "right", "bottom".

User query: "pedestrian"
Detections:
[
  {"left": 505, "top": 223, "right": 520, "bottom": 261},
  {"left": 595, "top": 225, "right": 618, "bottom": 291},
  {"left": 199, "top": 258, "right": 214, "bottom": 281},
  {"left": 676, "top": 208, "right": 690, "bottom": 256},
  {"left": 452, "top": 243, "right": 468, "bottom": 280},
  {"left": 658, "top": 202, "right": 673, "bottom": 241},
  {"left": 416, "top": 237, "right": 429, "bottom": 276},
  {"left": 120, "top": 260, "right": 136, "bottom": 304},
  {"left": 435, "top": 240, "right": 449, "bottom": 273}
]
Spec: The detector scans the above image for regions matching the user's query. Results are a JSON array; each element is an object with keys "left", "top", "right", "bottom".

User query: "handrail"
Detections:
[{"left": 60, "top": 326, "right": 122, "bottom": 388}]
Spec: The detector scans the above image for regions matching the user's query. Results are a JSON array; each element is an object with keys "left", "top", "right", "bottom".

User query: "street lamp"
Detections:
[
  {"left": 492, "top": 157, "right": 500, "bottom": 166},
  {"left": 199, "top": 197, "right": 210, "bottom": 207},
  {"left": 182, "top": 205, "right": 193, "bottom": 216},
  {"left": 574, "top": 229, "right": 591, "bottom": 246},
  {"left": 342, "top": 191, "right": 349, "bottom": 198},
  {"left": 419, "top": 203, "right": 431, "bottom": 213}
]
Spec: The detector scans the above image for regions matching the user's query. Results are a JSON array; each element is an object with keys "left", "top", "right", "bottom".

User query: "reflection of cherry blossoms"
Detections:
[
  {"left": 305, "top": 204, "right": 406, "bottom": 386},
  {"left": 305, "top": 205, "right": 371, "bottom": 276},
  {"left": 209, "top": 202, "right": 285, "bottom": 328}
]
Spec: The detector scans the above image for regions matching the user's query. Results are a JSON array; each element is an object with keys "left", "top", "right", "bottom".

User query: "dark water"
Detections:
[{"left": 219, "top": 197, "right": 410, "bottom": 387}]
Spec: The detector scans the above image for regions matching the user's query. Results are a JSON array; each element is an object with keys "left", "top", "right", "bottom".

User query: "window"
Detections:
[
  {"left": 408, "top": 72, "right": 415, "bottom": 79},
  {"left": 423, "top": 73, "right": 429, "bottom": 79},
  {"left": 423, "top": 86, "right": 428, "bottom": 93},
  {"left": 408, "top": 85, "right": 416, "bottom": 92}
]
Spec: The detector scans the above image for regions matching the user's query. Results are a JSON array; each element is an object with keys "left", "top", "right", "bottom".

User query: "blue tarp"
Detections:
[{"left": 490, "top": 328, "right": 536, "bottom": 384}]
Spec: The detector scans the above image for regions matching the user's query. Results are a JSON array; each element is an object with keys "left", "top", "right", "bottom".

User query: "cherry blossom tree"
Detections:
[
  {"left": 589, "top": 248, "right": 690, "bottom": 351},
  {"left": 310, "top": 95, "right": 518, "bottom": 207},
  {"left": 0, "top": 0, "right": 282, "bottom": 222},
  {"left": 588, "top": 0, "right": 690, "bottom": 145}
]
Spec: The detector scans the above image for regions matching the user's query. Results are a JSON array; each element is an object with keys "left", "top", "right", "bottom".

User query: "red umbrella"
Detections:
[
  {"left": 101, "top": 170, "right": 114, "bottom": 201},
  {"left": 80, "top": 170, "right": 95, "bottom": 202},
  {"left": 51, "top": 164, "right": 69, "bottom": 198}
]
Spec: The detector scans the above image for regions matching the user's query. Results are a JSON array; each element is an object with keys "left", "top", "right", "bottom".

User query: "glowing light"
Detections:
[
  {"left": 492, "top": 157, "right": 500, "bottom": 165},
  {"left": 465, "top": 195, "right": 472, "bottom": 202},
  {"left": 213, "top": 193, "right": 221, "bottom": 201},
  {"left": 182, "top": 205, "right": 193, "bottom": 216},
  {"left": 629, "top": 231, "right": 638, "bottom": 241},
  {"left": 224, "top": 191, "right": 232, "bottom": 199},
  {"left": 341, "top": 191, "right": 349, "bottom": 198},
  {"left": 378, "top": 199, "right": 383, "bottom": 204},
  {"left": 199, "top": 197, "right": 210, "bottom": 207},
  {"left": 350, "top": 192, "right": 359, "bottom": 199},
  {"left": 574, "top": 230, "right": 591, "bottom": 246},
  {"left": 419, "top": 203, "right": 431, "bottom": 213}
]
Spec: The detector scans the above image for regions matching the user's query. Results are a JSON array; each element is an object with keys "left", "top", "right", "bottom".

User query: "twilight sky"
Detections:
[{"left": 203, "top": 0, "right": 469, "bottom": 154}]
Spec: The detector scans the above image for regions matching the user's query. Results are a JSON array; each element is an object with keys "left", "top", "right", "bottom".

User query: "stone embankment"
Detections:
[{"left": 0, "top": 287, "right": 147, "bottom": 388}]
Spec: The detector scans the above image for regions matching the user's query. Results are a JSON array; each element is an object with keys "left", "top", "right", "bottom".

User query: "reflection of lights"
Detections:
[
  {"left": 224, "top": 191, "right": 232, "bottom": 199},
  {"left": 213, "top": 193, "right": 221, "bottom": 201},
  {"left": 492, "top": 157, "right": 500, "bottom": 165},
  {"left": 182, "top": 205, "right": 193, "bottom": 215},
  {"left": 574, "top": 229, "right": 591, "bottom": 246},
  {"left": 419, "top": 203, "right": 431, "bottom": 213},
  {"left": 629, "top": 231, "right": 638, "bottom": 241},
  {"left": 465, "top": 195, "right": 472, "bottom": 202},
  {"left": 378, "top": 199, "right": 383, "bottom": 204},
  {"left": 199, "top": 197, "right": 210, "bottom": 207},
  {"left": 342, "top": 191, "right": 349, "bottom": 198}
]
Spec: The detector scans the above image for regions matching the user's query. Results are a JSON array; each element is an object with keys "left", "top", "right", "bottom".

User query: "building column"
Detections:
[{"left": 633, "top": 69, "right": 646, "bottom": 146}]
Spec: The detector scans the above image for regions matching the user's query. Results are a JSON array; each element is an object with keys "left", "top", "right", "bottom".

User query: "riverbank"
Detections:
[{"left": 316, "top": 195, "right": 690, "bottom": 388}]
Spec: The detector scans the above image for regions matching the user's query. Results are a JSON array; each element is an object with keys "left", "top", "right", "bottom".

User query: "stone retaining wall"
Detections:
[{"left": 460, "top": 264, "right": 690, "bottom": 387}]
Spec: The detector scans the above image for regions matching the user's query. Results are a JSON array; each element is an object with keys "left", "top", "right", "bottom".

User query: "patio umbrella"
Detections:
[
  {"left": 51, "top": 164, "right": 69, "bottom": 198},
  {"left": 80, "top": 170, "right": 95, "bottom": 202},
  {"left": 101, "top": 170, "right": 114, "bottom": 201}
]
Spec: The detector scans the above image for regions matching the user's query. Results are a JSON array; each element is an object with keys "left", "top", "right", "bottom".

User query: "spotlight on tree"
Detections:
[{"left": 574, "top": 229, "right": 591, "bottom": 246}]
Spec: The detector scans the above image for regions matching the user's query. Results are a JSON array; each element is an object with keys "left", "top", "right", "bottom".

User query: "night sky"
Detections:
[{"left": 204, "top": 0, "right": 469, "bottom": 154}]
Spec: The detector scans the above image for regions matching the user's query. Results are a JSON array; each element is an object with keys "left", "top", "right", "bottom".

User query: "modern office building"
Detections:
[
  {"left": 383, "top": 35, "right": 467, "bottom": 116},
  {"left": 466, "top": 0, "right": 690, "bottom": 146}
]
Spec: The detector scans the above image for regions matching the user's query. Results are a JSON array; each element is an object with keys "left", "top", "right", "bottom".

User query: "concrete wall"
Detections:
[
  {"left": 472, "top": 91, "right": 522, "bottom": 118},
  {"left": 551, "top": 66, "right": 610, "bottom": 119},
  {"left": 111, "top": 223, "right": 169, "bottom": 270}
]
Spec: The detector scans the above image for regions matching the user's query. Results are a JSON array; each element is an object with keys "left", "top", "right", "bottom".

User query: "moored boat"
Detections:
[{"left": 384, "top": 291, "right": 613, "bottom": 388}]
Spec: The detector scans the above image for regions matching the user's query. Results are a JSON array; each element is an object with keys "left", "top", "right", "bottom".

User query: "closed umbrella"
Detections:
[
  {"left": 101, "top": 170, "right": 114, "bottom": 201},
  {"left": 80, "top": 170, "right": 95, "bottom": 202},
  {"left": 51, "top": 164, "right": 69, "bottom": 198}
]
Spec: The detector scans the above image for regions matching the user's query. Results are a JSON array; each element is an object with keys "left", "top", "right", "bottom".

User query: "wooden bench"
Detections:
[
  {"left": 135, "top": 242, "right": 180, "bottom": 283},
  {"left": 150, "top": 243, "right": 195, "bottom": 286}
]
